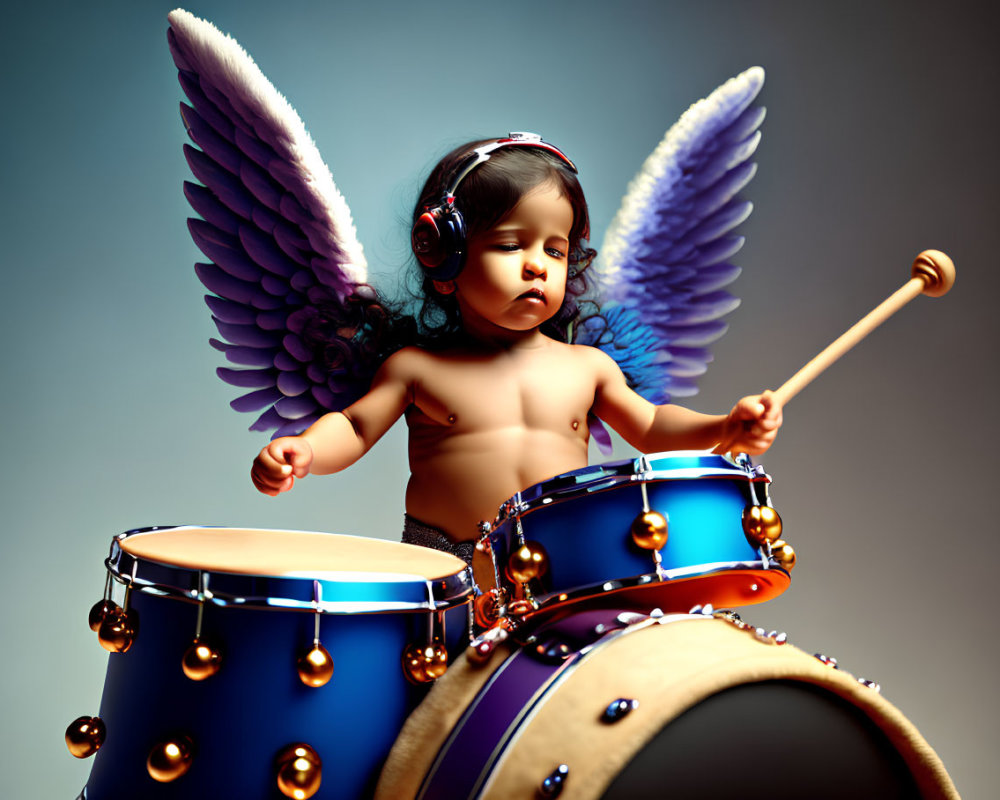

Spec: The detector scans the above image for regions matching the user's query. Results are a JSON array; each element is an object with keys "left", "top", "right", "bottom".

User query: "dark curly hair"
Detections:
[{"left": 410, "top": 139, "right": 598, "bottom": 346}]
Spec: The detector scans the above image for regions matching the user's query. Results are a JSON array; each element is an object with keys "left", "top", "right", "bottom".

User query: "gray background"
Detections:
[{"left": 2, "top": 1, "right": 996, "bottom": 797}]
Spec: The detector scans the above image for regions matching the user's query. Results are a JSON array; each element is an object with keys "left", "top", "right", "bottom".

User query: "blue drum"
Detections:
[
  {"left": 487, "top": 452, "right": 791, "bottom": 621},
  {"left": 74, "top": 526, "right": 473, "bottom": 800}
]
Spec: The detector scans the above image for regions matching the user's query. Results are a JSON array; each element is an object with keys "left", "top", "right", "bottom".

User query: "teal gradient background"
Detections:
[{"left": 2, "top": 1, "right": 997, "bottom": 796}]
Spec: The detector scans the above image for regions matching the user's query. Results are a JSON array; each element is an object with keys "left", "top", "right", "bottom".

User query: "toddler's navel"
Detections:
[{"left": 571, "top": 419, "right": 580, "bottom": 430}]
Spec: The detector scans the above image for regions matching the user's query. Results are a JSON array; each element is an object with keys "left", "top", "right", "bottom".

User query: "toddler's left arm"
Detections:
[{"left": 587, "top": 347, "right": 782, "bottom": 455}]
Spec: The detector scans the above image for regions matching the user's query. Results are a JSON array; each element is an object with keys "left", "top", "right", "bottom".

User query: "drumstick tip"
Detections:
[{"left": 912, "top": 250, "right": 955, "bottom": 298}]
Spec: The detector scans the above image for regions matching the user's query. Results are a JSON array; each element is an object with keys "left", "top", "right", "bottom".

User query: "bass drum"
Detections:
[{"left": 376, "top": 611, "right": 958, "bottom": 800}]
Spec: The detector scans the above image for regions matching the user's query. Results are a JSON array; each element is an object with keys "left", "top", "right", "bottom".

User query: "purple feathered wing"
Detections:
[
  {"left": 168, "top": 9, "right": 374, "bottom": 438},
  {"left": 580, "top": 67, "right": 766, "bottom": 408}
]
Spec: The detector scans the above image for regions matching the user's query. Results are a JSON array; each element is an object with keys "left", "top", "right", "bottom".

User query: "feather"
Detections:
[
  {"left": 275, "top": 416, "right": 320, "bottom": 438},
  {"left": 248, "top": 406, "right": 286, "bottom": 431},
  {"left": 212, "top": 320, "right": 280, "bottom": 348},
  {"left": 238, "top": 226, "right": 300, "bottom": 277},
  {"left": 188, "top": 220, "right": 261, "bottom": 282},
  {"left": 176, "top": 72, "right": 235, "bottom": 143},
  {"left": 217, "top": 367, "right": 276, "bottom": 389},
  {"left": 229, "top": 387, "right": 282, "bottom": 411},
  {"left": 282, "top": 332, "right": 313, "bottom": 363},
  {"left": 182, "top": 102, "right": 242, "bottom": 175},
  {"left": 254, "top": 309, "right": 290, "bottom": 331},
  {"left": 219, "top": 344, "right": 276, "bottom": 368},
  {"left": 204, "top": 295, "right": 256, "bottom": 324},
  {"left": 276, "top": 371, "right": 311, "bottom": 397},
  {"left": 184, "top": 182, "right": 241, "bottom": 235},
  {"left": 274, "top": 394, "right": 319, "bottom": 419},
  {"left": 195, "top": 263, "right": 257, "bottom": 305}
]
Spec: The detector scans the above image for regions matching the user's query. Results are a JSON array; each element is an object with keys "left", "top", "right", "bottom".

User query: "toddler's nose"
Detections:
[{"left": 523, "top": 259, "right": 547, "bottom": 280}]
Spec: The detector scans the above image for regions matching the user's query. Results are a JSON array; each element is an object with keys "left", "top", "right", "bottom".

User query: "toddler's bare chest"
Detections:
[{"left": 411, "top": 355, "right": 593, "bottom": 431}]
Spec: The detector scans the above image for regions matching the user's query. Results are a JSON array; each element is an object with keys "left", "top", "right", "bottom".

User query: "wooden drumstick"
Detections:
[
  {"left": 712, "top": 250, "right": 954, "bottom": 455},
  {"left": 772, "top": 249, "right": 955, "bottom": 406}
]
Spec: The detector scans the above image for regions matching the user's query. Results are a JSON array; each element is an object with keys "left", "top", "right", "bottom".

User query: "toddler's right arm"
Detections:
[{"left": 250, "top": 349, "right": 417, "bottom": 495}]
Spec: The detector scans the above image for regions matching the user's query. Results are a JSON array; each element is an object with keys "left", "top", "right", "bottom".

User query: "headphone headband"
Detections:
[{"left": 441, "top": 132, "right": 578, "bottom": 201}]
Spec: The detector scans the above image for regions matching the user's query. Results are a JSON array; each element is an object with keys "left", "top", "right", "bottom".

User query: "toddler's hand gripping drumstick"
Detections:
[{"left": 772, "top": 249, "right": 955, "bottom": 407}]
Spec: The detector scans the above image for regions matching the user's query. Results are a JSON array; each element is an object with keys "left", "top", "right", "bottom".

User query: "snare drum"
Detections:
[
  {"left": 377, "top": 610, "right": 958, "bottom": 800},
  {"left": 487, "top": 452, "right": 791, "bottom": 621},
  {"left": 74, "top": 526, "right": 472, "bottom": 800}
]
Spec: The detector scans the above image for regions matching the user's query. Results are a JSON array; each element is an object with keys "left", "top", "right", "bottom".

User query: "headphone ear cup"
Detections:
[
  {"left": 435, "top": 207, "right": 466, "bottom": 282},
  {"left": 413, "top": 205, "right": 467, "bottom": 282},
  {"left": 412, "top": 209, "right": 447, "bottom": 269}
]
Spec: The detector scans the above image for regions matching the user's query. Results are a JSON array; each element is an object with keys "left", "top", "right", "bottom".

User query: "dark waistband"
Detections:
[{"left": 402, "top": 515, "right": 475, "bottom": 566}]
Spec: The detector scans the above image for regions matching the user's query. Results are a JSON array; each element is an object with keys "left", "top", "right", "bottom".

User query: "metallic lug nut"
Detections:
[
  {"left": 602, "top": 698, "right": 639, "bottom": 723},
  {"left": 540, "top": 764, "right": 569, "bottom": 798}
]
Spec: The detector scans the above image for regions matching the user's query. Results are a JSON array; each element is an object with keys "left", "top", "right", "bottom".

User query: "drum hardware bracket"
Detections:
[
  {"left": 464, "top": 568, "right": 475, "bottom": 643},
  {"left": 467, "top": 626, "right": 510, "bottom": 665},
  {"left": 636, "top": 453, "right": 654, "bottom": 482},
  {"left": 475, "top": 520, "right": 493, "bottom": 556},
  {"left": 652, "top": 549, "right": 665, "bottom": 581},
  {"left": 616, "top": 611, "right": 650, "bottom": 626}
]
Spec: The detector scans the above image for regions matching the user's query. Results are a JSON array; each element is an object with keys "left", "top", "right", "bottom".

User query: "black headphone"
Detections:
[{"left": 411, "top": 132, "right": 578, "bottom": 282}]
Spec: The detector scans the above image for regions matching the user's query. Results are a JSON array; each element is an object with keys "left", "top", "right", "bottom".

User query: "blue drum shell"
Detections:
[
  {"left": 490, "top": 453, "right": 780, "bottom": 612},
  {"left": 85, "top": 590, "right": 447, "bottom": 799}
]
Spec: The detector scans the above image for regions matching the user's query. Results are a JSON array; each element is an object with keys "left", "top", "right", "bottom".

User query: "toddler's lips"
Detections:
[{"left": 518, "top": 288, "right": 547, "bottom": 304}]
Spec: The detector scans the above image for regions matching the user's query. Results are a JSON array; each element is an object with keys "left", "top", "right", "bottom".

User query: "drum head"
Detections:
[
  {"left": 119, "top": 526, "right": 466, "bottom": 579},
  {"left": 111, "top": 526, "right": 472, "bottom": 612},
  {"left": 602, "top": 680, "right": 921, "bottom": 799}
]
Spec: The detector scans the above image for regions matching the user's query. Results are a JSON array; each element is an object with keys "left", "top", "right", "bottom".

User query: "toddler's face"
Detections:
[{"left": 455, "top": 181, "right": 573, "bottom": 335}]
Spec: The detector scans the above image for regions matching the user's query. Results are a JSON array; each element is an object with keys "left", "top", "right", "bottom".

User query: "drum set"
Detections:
[{"left": 66, "top": 452, "right": 958, "bottom": 799}]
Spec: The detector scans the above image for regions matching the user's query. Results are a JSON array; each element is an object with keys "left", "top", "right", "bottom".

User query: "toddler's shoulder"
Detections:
[
  {"left": 378, "top": 346, "right": 436, "bottom": 379},
  {"left": 566, "top": 341, "right": 620, "bottom": 371},
  {"left": 380, "top": 344, "right": 471, "bottom": 376}
]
